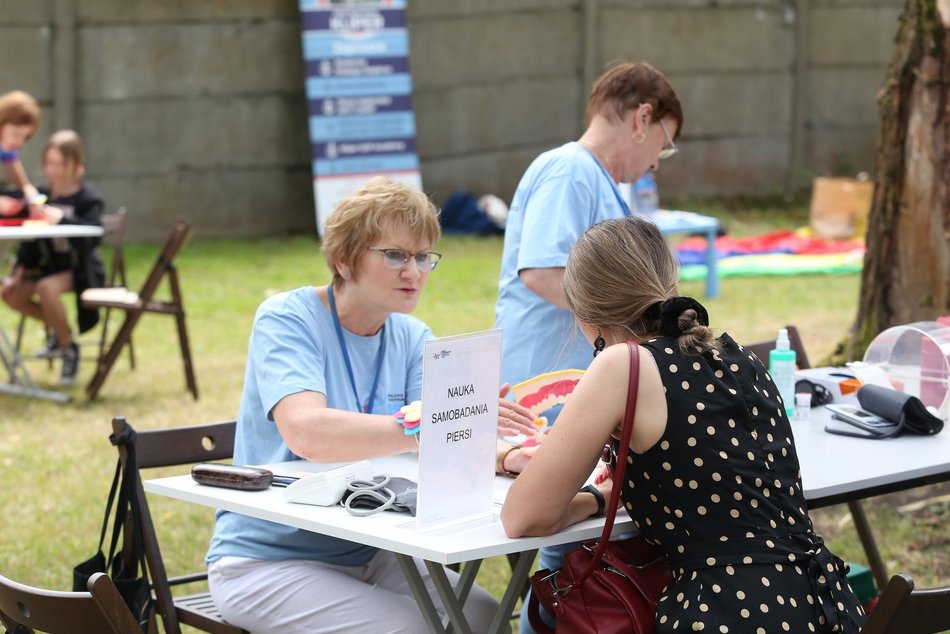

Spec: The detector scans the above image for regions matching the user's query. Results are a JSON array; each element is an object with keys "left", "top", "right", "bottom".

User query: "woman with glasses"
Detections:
[
  {"left": 501, "top": 216, "right": 866, "bottom": 633},
  {"left": 207, "top": 178, "right": 536, "bottom": 634},
  {"left": 494, "top": 61, "right": 682, "bottom": 633}
]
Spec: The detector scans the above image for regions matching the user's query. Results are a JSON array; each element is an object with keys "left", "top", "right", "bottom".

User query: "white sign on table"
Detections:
[{"left": 416, "top": 330, "right": 501, "bottom": 529}]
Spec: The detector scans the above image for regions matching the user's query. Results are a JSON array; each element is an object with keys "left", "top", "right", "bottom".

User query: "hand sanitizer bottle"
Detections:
[{"left": 769, "top": 328, "right": 796, "bottom": 418}]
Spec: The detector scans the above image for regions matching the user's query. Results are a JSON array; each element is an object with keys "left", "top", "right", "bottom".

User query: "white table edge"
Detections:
[{"left": 144, "top": 476, "right": 635, "bottom": 566}]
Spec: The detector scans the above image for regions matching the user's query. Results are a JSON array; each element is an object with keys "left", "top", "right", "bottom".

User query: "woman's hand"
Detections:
[
  {"left": 594, "top": 474, "right": 613, "bottom": 510},
  {"left": 39, "top": 204, "right": 63, "bottom": 224},
  {"left": 0, "top": 196, "right": 24, "bottom": 217},
  {"left": 1, "top": 266, "right": 25, "bottom": 303},
  {"left": 497, "top": 442, "right": 539, "bottom": 476},
  {"left": 496, "top": 383, "right": 539, "bottom": 437}
]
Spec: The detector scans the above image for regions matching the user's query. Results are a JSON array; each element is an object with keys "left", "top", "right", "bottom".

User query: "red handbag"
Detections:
[{"left": 527, "top": 342, "right": 673, "bottom": 634}]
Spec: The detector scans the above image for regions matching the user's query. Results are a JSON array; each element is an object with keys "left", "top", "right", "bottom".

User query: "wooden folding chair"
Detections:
[
  {"left": 111, "top": 416, "right": 247, "bottom": 634},
  {"left": 0, "top": 571, "right": 142, "bottom": 634},
  {"left": 95, "top": 207, "right": 136, "bottom": 370},
  {"left": 862, "top": 572, "right": 950, "bottom": 633},
  {"left": 745, "top": 324, "right": 889, "bottom": 591},
  {"left": 81, "top": 219, "right": 197, "bottom": 400}
]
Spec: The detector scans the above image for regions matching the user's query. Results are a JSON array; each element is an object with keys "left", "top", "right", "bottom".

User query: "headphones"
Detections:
[{"left": 795, "top": 379, "right": 833, "bottom": 408}]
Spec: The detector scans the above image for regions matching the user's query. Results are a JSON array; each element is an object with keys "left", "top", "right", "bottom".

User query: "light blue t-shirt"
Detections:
[
  {"left": 494, "top": 141, "right": 631, "bottom": 388},
  {"left": 206, "top": 286, "right": 431, "bottom": 566}
]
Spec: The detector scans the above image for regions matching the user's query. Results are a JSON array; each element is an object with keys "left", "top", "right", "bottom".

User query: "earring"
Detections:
[
  {"left": 593, "top": 330, "right": 606, "bottom": 358},
  {"left": 633, "top": 132, "right": 646, "bottom": 144}
]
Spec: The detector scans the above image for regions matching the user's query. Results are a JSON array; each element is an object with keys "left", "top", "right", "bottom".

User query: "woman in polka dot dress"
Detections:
[{"left": 502, "top": 216, "right": 866, "bottom": 633}]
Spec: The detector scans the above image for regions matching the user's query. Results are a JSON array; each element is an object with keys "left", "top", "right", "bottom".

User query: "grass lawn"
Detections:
[{"left": 1, "top": 202, "right": 946, "bottom": 631}]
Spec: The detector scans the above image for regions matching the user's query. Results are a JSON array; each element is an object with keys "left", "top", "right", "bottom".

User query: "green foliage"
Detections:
[{"left": 0, "top": 208, "right": 946, "bottom": 626}]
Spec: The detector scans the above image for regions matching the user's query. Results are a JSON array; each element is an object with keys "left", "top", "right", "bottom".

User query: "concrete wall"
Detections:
[{"left": 0, "top": 0, "right": 903, "bottom": 240}]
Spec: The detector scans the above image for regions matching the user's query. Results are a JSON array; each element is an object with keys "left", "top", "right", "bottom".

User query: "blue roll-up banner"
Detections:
[{"left": 299, "top": 0, "right": 423, "bottom": 236}]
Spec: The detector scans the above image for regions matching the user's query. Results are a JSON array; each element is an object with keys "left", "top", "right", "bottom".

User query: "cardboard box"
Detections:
[{"left": 809, "top": 177, "right": 873, "bottom": 240}]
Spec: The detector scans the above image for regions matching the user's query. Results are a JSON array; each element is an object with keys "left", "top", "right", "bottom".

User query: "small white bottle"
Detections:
[
  {"left": 794, "top": 392, "right": 812, "bottom": 421},
  {"left": 769, "top": 328, "right": 797, "bottom": 418}
]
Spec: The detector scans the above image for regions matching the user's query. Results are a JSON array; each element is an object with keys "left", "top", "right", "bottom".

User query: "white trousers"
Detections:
[{"left": 208, "top": 552, "right": 508, "bottom": 634}]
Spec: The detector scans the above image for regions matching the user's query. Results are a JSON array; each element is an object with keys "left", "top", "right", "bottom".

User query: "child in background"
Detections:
[
  {"left": 0, "top": 90, "right": 44, "bottom": 213},
  {"left": 0, "top": 129, "right": 105, "bottom": 386}
]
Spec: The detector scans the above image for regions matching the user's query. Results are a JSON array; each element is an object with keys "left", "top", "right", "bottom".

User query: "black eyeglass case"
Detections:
[{"left": 192, "top": 463, "right": 274, "bottom": 491}]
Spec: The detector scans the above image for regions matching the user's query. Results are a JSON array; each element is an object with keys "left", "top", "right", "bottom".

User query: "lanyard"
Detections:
[
  {"left": 577, "top": 143, "right": 633, "bottom": 217},
  {"left": 327, "top": 285, "right": 386, "bottom": 413}
]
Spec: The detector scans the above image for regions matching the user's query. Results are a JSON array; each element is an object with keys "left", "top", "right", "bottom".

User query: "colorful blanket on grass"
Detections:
[{"left": 677, "top": 230, "right": 865, "bottom": 279}]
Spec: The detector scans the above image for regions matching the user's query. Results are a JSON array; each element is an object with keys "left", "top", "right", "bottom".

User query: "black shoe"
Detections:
[
  {"left": 36, "top": 332, "right": 62, "bottom": 358},
  {"left": 60, "top": 343, "right": 79, "bottom": 386}
]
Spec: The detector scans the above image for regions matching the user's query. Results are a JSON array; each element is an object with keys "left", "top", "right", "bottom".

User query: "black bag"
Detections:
[
  {"left": 73, "top": 430, "right": 152, "bottom": 631},
  {"left": 857, "top": 384, "right": 944, "bottom": 436},
  {"left": 826, "top": 384, "right": 944, "bottom": 439}
]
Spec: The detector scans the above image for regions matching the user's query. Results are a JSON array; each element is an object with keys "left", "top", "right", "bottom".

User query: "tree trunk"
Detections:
[{"left": 847, "top": 0, "right": 950, "bottom": 360}]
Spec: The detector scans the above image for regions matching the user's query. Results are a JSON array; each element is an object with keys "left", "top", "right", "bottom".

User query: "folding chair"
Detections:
[
  {"left": 81, "top": 219, "right": 197, "bottom": 400},
  {"left": 745, "top": 324, "right": 889, "bottom": 591},
  {"left": 95, "top": 207, "right": 136, "bottom": 370},
  {"left": 861, "top": 572, "right": 950, "bottom": 634},
  {"left": 13, "top": 207, "right": 134, "bottom": 369},
  {"left": 0, "top": 571, "right": 142, "bottom": 634},
  {"left": 111, "top": 416, "right": 247, "bottom": 634}
]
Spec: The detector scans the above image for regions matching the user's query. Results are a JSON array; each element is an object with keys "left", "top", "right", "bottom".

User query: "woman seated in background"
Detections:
[
  {"left": 206, "top": 177, "right": 536, "bottom": 634},
  {"left": 0, "top": 129, "right": 104, "bottom": 386},
  {"left": 501, "top": 216, "right": 866, "bottom": 633}
]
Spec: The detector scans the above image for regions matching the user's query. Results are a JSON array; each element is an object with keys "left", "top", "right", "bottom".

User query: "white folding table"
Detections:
[
  {"left": 145, "top": 408, "right": 950, "bottom": 634},
  {"left": 145, "top": 454, "right": 634, "bottom": 634},
  {"left": 0, "top": 224, "right": 105, "bottom": 402}
]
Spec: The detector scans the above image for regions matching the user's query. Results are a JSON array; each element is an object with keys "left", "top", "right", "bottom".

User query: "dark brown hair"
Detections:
[{"left": 584, "top": 62, "right": 683, "bottom": 136}]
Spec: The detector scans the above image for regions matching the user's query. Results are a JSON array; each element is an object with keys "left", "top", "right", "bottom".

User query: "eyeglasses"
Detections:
[
  {"left": 658, "top": 120, "right": 678, "bottom": 160},
  {"left": 368, "top": 247, "right": 442, "bottom": 271}
]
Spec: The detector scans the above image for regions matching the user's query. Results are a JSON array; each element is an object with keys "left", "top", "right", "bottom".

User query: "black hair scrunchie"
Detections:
[{"left": 658, "top": 297, "right": 709, "bottom": 337}]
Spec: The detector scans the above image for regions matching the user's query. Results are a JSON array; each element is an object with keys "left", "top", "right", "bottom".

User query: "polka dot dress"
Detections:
[{"left": 617, "top": 334, "right": 865, "bottom": 633}]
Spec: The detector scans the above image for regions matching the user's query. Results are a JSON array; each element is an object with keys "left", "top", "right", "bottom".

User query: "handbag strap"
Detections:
[
  {"left": 575, "top": 341, "right": 640, "bottom": 584},
  {"left": 107, "top": 427, "right": 151, "bottom": 587},
  {"left": 97, "top": 459, "right": 122, "bottom": 554}
]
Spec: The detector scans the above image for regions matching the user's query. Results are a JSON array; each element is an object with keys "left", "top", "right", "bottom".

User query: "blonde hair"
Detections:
[
  {"left": 44, "top": 129, "right": 85, "bottom": 173},
  {"left": 563, "top": 217, "right": 718, "bottom": 353},
  {"left": 321, "top": 178, "right": 440, "bottom": 288},
  {"left": 585, "top": 62, "right": 683, "bottom": 135},
  {"left": 0, "top": 91, "right": 40, "bottom": 134}
]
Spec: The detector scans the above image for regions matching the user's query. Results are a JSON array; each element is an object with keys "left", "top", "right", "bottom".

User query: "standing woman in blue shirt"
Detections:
[{"left": 207, "top": 178, "right": 535, "bottom": 634}]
